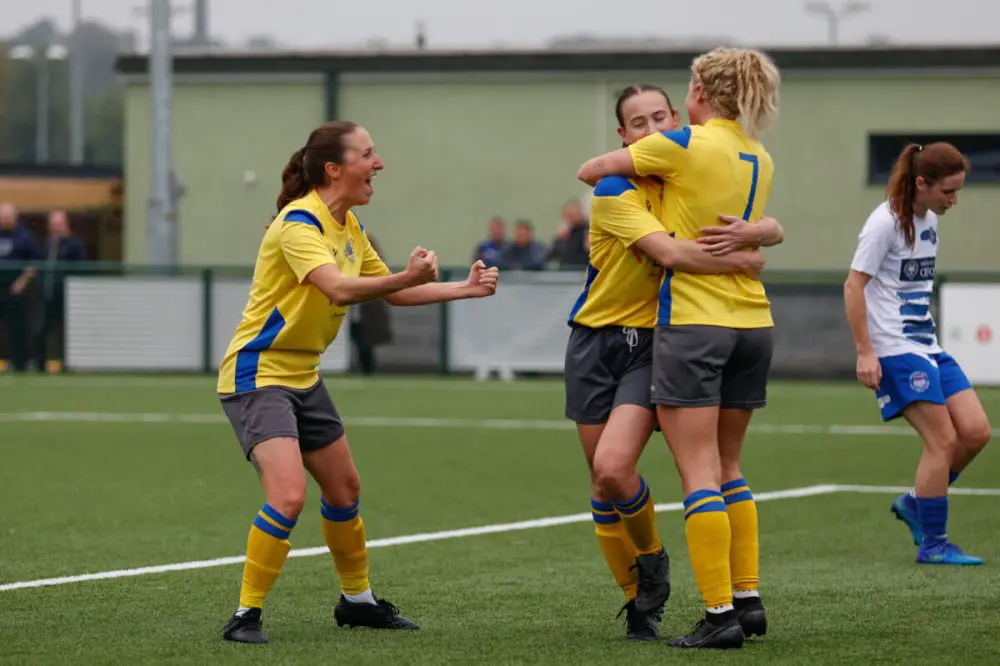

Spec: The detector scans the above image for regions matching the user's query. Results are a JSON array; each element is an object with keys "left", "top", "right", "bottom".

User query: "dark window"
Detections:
[{"left": 868, "top": 133, "right": 1000, "bottom": 184}]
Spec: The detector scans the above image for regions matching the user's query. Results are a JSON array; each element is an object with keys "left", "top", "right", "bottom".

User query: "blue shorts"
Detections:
[{"left": 876, "top": 351, "right": 972, "bottom": 421}]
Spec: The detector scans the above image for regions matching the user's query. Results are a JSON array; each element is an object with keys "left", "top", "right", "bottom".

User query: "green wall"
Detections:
[
  {"left": 123, "top": 70, "right": 1000, "bottom": 271},
  {"left": 124, "top": 79, "right": 324, "bottom": 264}
]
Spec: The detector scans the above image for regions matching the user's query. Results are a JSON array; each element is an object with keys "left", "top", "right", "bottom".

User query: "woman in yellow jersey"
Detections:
[
  {"left": 568, "top": 83, "right": 776, "bottom": 641},
  {"left": 217, "top": 121, "right": 499, "bottom": 644},
  {"left": 577, "top": 47, "right": 783, "bottom": 650}
]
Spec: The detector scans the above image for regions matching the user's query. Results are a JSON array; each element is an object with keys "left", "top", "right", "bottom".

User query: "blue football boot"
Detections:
[
  {"left": 890, "top": 493, "right": 922, "bottom": 546},
  {"left": 916, "top": 540, "right": 984, "bottom": 566}
]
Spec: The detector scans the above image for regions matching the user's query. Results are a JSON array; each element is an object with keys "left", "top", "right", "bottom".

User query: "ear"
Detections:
[
  {"left": 671, "top": 109, "right": 682, "bottom": 125},
  {"left": 616, "top": 127, "right": 627, "bottom": 143},
  {"left": 324, "top": 162, "right": 340, "bottom": 181},
  {"left": 914, "top": 175, "right": 927, "bottom": 191}
]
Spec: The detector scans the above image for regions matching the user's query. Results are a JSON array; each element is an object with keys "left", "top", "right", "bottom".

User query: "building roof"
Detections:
[{"left": 115, "top": 45, "right": 1000, "bottom": 75}]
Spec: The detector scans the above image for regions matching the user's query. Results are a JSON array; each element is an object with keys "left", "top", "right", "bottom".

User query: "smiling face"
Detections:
[
  {"left": 325, "top": 126, "right": 384, "bottom": 207},
  {"left": 617, "top": 90, "right": 680, "bottom": 145}
]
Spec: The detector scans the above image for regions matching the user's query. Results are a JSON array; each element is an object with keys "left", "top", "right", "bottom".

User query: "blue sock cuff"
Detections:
[
  {"left": 591, "top": 498, "right": 620, "bottom": 524},
  {"left": 612, "top": 478, "right": 650, "bottom": 515},
  {"left": 721, "top": 478, "right": 748, "bottom": 493},
  {"left": 321, "top": 497, "right": 360, "bottom": 522}
]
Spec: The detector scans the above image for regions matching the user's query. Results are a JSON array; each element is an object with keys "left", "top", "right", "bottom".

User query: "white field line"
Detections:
[
  {"left": 2, "top": 411, "right": 998, "bottom": 438},
  {"left": 2, "top": 483, "right": 997, "bottom": 594}
]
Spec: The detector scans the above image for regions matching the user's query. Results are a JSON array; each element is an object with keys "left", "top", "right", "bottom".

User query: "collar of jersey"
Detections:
[{"left": 704, "top": 118, "right": 741, "bottom": 128}]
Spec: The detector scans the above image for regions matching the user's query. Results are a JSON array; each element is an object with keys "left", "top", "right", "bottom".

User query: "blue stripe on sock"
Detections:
[
  {"left": 321, "top": 497, "right": 360, "bottom": 522},
  {"left": 592, "top": 511, "right": 621, "bottom": 524},
  {"left": 724, "top": 490, "right": 754, "bottom": 505},
  {"left": 685, "top": 499, "right": 727, "bottom": 518},
  {"left": 721, "top": 478, "right": 747, "bottom": 493},
  {"left": 683, "top": 489, "right": 721, "bottom": 510},
  {"left": 591, "top": 498, "right": 615, "bottom": 512},
  {"left": 253, "top": 514, "right": 291, "bottom": 540},
  {"left": 261, "top": 503, "right": 297, "bottom": 529},
  {"left": 613, "top": 481, "right": 650, "bottom": 516}
]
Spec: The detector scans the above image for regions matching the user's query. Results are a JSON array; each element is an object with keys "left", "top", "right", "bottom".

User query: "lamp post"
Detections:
[
  {"left": 804, "top": 1, "right": 871, "bottom": 46},
  {"left": 8, "top": 43, "right": 69, "bottom": 164}
]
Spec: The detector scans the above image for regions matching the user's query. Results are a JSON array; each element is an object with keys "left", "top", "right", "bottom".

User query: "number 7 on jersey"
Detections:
[{"left": 738, "top": 152, "right": 759, "bottom": 221}]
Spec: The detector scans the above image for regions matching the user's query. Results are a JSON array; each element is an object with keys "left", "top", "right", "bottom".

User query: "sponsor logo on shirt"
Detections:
[{"left": 899, "top": 257, "right": 935, "bottom": 282}]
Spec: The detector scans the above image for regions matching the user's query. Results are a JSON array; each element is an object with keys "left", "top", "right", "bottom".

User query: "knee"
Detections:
[
  {"left": 592, "top": 452, "right": 634, "bottom": 499},
  {"left": 322, "top": 470, "right": 362, "bottom": 508},
  {"left": 960, "top": 420, "right": 992, "bottom": 451},
  {"left": 267, "top": 483, "right": 306, "bottom": 520}
]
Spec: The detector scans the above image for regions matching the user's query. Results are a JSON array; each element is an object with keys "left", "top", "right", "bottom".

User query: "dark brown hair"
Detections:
[
  {"left": 276, "top": 120, "right": 359, "bottom": 212},
  {"left": 614, "top": 84, "right": 674, "bottom": 127},
  {"left": 887, "top": 142, "right": 969, "bottom": 248}
]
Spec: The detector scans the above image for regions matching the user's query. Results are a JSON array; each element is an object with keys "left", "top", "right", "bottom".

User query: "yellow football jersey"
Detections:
[
  {"left": 629, "top": 119, "right": 774, "bottom": 329},
  {"left": 217, "top": 190, "right": 390, "bottom": 393},
  {"left": 568, "top": 175, "right": 666, "bottom": 329}
]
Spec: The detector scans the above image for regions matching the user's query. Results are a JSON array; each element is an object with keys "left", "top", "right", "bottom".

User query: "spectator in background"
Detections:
[
  {"left": 472, "top": 216, "right": 506, "bottom": 267},
  {"left": 550, "top": 198, "right": 590, "bottom": 268},
  {"left": 499, "top": 220, "right": 548, "bottom": 271},
  {"left": 349, "top": 233, "right": 393, "bottom": 375},
  {"left": 0, "top": 202, "right": 40, "bottom": 373},
  {"left": 36, "top": 210, "right": 88, "bottom": 373}
]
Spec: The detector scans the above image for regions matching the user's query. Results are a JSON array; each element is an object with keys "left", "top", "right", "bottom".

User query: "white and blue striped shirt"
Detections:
[{"left": 850, "top": 201, "right": 942, "bottom": 358}]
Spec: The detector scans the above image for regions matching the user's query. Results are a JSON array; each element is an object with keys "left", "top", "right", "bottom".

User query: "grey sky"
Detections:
[{"left": 1, "top": 0, "right": 995, "bottom": 49}]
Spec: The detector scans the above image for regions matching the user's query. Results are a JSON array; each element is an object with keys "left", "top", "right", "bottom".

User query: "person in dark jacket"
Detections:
[
  {"left": 36, "top": 210, "right": 88, "bottom": 372},
  {"left": 499, "top": 220, "right": 549, "bottom": 271},
  {"left": 0, "top": 203, "right": 41, "bottom": 372},
  {"left": 349, "top": 234, "right": 393, "bottom": 374}
]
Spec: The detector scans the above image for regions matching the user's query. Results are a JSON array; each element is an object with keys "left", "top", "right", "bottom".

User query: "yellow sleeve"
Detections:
[
  {"left": 359, "top": 232, "right": 391, "bottom": 277},
  {"left": 590, "top": 177, "right": 664, "bottom": 247},
  {"left": 627, "top": 127, "right": 692, "bottom": 180},
  {"left": 278, "top": 213, "right": 335, "bottom": 283}
]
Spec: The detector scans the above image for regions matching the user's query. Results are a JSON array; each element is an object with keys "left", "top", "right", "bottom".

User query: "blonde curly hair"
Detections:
[{"left": 690, "top": 47, "right": 781, "bottom": 140}]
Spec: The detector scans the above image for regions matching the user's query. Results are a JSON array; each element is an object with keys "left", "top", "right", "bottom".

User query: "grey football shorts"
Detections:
[
  {"left": 219, "top": 378, "right": 345, "bottom": 460},
  {"left": 564, "top": 325, "right": 654, "bottom": 425},
  {"left": 651, "top": 325, "right": 773, "bottom": 409}
]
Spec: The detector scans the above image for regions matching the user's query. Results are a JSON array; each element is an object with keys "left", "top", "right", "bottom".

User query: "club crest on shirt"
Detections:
[
  {"left": 920, "top": 228, "right": 938, "bottom": 246},
  {"left": 345, "top": 239, "right": 356, "bottom": 262}
]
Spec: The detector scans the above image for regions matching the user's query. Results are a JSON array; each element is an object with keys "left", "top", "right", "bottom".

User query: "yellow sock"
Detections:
[
  {"left": 592, "top": 498, "right": 638, "bottom": 600},
  {"left": 722, "top": 478, "right": 759, "bottom": 593},
  {"left": 239, "top": 503, "right": 296, "bottom": 609},
  {"left": 683, "top": 489, "right": 733, "bottom": 610},
  {"left": 320, "top": 498, "right": 370, "bottom": 595},
  {"left": 612, "top": 477, "right": 663, "bottom": 555}
]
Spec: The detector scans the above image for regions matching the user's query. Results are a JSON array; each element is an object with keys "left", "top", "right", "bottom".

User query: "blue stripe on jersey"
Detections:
[
  {"left": 903, "top": 322, "right": 936, "bottom": 335},
  {"left": 234, "top": 307, "right": 287, "bottom": 393},
  {"left": 593, "top": 176, "right": 636, "bottom": 198},
  {"left": 900, "top": 303, "right": 930, "bottom": 317},
  {"left": 284, "top": 210, "right": 324, "bottom": 234},
  {"left": 567, "top": 263, "right": 600, "bottom": 324},
  {"left": 656, "top": 233, "right": 676, "bottom": 326},
  {"left": 659, "top": 127, "right": 692, "bottom": 149},
  {"left": 898, "top": 291, "right": 932, "bottom": 302},
  {"left": 907, "top": 334, "right": 936, "bottom": 346}
]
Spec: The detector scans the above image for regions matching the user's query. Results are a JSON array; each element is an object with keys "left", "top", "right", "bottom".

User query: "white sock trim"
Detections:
[
  {"left": 707, "top": 604, "right": 734, "bottom": 614},
  {"left": 344, "top": 588, "right": 377, "bottom": 605},
  {"left": 733, "top": 590, "right": 760, "bottom": 599}
]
